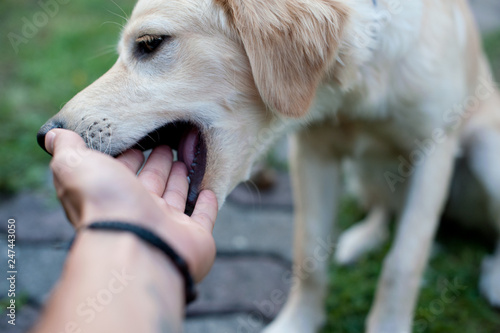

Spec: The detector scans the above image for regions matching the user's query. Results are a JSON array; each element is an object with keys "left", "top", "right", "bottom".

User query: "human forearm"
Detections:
[{"left": 32, "top": 231, "right": 184, "bottom": 333}]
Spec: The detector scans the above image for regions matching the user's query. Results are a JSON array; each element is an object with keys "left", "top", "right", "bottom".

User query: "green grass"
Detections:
[
  {"left": 0, "top": 292, "right": 29, "bottom": 315},
  {"left": 484, "top": 29, "right": 500, "bottom": 81},
  {"left": 0, "top": 0, "right": 136, "bottom": 192},
  {"left": 321, "top": 199, "right": 500, "bottom": 333}
]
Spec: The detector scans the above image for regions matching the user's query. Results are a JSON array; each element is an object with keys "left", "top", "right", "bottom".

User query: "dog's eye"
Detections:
[{"left": 136, "top": 35, "right": 168, "bottom": 55}]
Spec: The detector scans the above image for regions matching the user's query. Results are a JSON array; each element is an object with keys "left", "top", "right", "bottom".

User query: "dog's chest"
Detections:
[
  {"left": 313, "top": 84, "right": 454, "bottom": 159},
  {"left": 326, "top": 117, "right": 414, "bottom": 158}
]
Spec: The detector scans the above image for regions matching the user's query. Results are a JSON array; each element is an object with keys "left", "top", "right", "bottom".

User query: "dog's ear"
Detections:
[{"left": 217, "top": 0, "right": 348, "bottom": 117}]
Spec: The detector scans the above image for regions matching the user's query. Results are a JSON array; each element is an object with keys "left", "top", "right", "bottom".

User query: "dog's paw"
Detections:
[
  {"left": 262, "top": 298, "right": 325, "bottom": 333},
  {"left": 262, "top": 315, "right": 324, "bottom": 333},
  {"left": 262, "top": 320, "right": 308, "bottom": 333},
  {"left": 335, "top": 219, "right": 388, "bottom": 265},
  {"left": 480, "top": 254, "right": 500, "bottom": 307},
  {"left": 367, "top": 310, "right": 412, "bottom": 333},
  {"left": 366, "top": 321, "right": 412, "bottom": 333}
]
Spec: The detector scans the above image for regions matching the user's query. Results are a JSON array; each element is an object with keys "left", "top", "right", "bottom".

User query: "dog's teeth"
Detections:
[
  {"left": 187, "top": 176, "right": 191, "bottom": 184},
  {"left": 191, "top": 162, "right": 197, "bottom": 167}
]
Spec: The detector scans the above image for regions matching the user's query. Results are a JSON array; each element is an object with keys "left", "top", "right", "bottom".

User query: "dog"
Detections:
[{"left": 37, "top": 0, "right": 500, "bottom": 331}]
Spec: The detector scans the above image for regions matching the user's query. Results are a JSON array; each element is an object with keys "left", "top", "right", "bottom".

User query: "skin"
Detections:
[{"left": 31, "top": 129, "right": 218, "bottom": 333}]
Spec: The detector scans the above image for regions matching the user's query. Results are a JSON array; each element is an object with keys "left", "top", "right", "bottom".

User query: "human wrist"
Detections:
[
  {"left": 70, "top": 229, "right": 184, "bottom": 299},
  {"left": 36, "top": 228, "right": 185, "bottom": 333},
  {"left": 78, "top": 203, "right": 164, "bottom": 230},
  {"left": 84, "top": 221, "right": 197, "bottom": 303}
]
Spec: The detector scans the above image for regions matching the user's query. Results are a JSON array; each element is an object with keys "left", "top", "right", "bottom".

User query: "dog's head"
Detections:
[{"left": 38, "top": 0, "right": 349, "bottom": 211}]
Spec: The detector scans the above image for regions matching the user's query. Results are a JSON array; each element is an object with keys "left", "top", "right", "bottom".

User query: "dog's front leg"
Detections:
[
  {"left": 367, "top": 135, "right": 458, "bottom": 333},
  {"left": 263, "top": 128, "right": 341, "bottom": 333}
]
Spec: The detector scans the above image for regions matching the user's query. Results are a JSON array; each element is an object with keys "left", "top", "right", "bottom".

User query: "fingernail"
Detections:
[{"left": 46, "top": 131, "right": 56, "bottom": 154}]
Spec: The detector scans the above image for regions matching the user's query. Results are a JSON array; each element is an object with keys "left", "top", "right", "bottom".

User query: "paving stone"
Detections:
[
  {"left": 0, "top": 304, "right": 40, "bottom": 333},
  {"left": 269, "top": 137, "right": 290, "bottom": 168},
  {"left": 228, "top": 172, "right": 293, "bottom": 210},
  {"left": 16, "top": 245, "right": 67, "bottom": 305},
  {"left": 0, "top": 191, "right": 74, "bottom": 243},
  {"left": 470, "top": 0, "right": 500, "bottom": 33},
  {"left": 185, "top": 313, "right": 265, "bottom": 333},
  {"left": 188, "top": 256, "right": 291, "bottom": 319},
  {"left": 0, "top": 239, "right": 68, "bottom": 306},
  {"left": 213, "top": 202, "right": 294, "bottom": 262}
]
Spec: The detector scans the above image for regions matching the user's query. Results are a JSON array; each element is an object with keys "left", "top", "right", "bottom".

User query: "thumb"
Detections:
[
  {"left": 45, "top": 129, "right": 87, "bottom": 155},
  {"left": 47, "top": 129, "right": 94, "bottom": 179}
]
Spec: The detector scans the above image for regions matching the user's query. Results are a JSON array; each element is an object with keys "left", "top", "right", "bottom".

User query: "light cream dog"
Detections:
[{"left": 38, "top": 0, "right": 500, "bottom": 332}]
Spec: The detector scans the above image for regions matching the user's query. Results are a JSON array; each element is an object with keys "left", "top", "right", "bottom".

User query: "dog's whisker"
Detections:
[
  {"left": 98, "top": 132, "right": 103, "bottom": 152},
  {"left": 87, "top": 48, "right": 117, "bottom": 61},
  {"left": 104, "top": 131, "right": 113, "bottom": 155},
  {"left": 85, "top": 129, "right": 97, "bottom": 152},
  {"left": 107, "top": 9, "right": 128, "bottom": 23},
  {"left": 144, "top": 130, "right": 160, "bottom": 145},
  {"left": 74, "top": 118, "right": 92, "bottom": 133},
  {"left": 243, "top": 179, "right": 262, "bottom": 208},
  {"left": 94, "top": 44, "right": 117, "bottom": 52},
  {"left": 100, "top": 21, "right": 125, "bottom": 30},
  {"left": 108, "top": 0, "right": 129, "bottom": 20},
  {"left": 92, "top": 44, "right": 117, "bottom": 51},
  {"left": 134, "top": 143, "right": 146, "bottom": 151}
]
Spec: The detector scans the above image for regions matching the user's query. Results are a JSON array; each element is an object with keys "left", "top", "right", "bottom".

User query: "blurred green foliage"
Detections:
[
  {"left": 484, "top": 29, "right": 500, "bottom": 80},
  {"left": 0, "top": 0, "right": 135, "bottom": 192}
]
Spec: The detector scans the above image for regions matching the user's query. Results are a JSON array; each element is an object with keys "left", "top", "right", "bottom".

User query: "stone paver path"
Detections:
[{"left": 0, "top": 177, "right": 294, "bottom": 333}]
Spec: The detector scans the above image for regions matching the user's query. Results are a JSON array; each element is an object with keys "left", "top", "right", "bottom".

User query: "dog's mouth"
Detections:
[{"left": 131, "top": 121, "right": 207, "bottom": 216}]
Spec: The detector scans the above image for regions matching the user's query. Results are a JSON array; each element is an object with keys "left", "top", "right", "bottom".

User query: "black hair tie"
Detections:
[{"left": 87, "top": 221, "right": 197, "bottom": 304}]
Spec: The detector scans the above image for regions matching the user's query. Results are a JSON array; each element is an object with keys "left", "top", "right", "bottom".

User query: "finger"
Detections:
[
  {"left": 116, "top": 149, "right": 145, "bottom": 174},
  {"left": 46, "top": 129, "right": 87, "bottom": 155},
  {"left": 191, "top": 190, "right": 218, "bottom": 232},
  {"left": 137, "top": 145, "right": 173, "bottom": 196},
  {"left": 47, "top": 129, "right": 94, "bottom": 180},
  {"left": 162, "top": 161, "right": 189, "bottom": 211}
]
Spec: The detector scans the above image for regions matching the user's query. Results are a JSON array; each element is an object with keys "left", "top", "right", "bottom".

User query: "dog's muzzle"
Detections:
[{"left": 37, "top": 119, "right": 65, "bottom": 154}]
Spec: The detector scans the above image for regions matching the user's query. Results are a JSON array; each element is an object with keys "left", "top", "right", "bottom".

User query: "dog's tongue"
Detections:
[{"left": 178, "top": 127, "right": 199, "bottom": 171}]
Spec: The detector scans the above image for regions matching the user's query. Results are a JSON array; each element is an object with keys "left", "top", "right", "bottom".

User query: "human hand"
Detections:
[{"left": 45, "top": 129, "right": 218, "bottom": 281}]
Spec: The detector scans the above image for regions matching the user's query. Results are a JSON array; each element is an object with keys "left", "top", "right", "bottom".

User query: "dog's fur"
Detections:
[{"left": 41, "top": 0, "right": 500, "bottom": 331}]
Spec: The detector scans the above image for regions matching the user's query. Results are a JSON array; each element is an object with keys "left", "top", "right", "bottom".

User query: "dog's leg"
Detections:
[
  {"left": 467, "top": 128, "right": 500, "bottom": 307},
  {"left": 335, "top": 205, "right": 389, "bottom": 265},
  {"left": 480, "top": 242, "right": 500, "bottom": 307},
  {"left": 263, "top": 130, "right": 341, "bottom": 333},
  {"left": 367, "top": 135, "right": 458, "bottom": 333}
]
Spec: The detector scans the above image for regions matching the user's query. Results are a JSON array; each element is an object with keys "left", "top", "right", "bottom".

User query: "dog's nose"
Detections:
[{"left": 37, "top": 120, "right": 65, "bottom": 154}]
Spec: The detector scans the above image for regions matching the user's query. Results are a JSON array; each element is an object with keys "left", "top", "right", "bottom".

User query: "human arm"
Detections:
[{"left": 32, "top": 129, "right": 218, "bottom": 333}]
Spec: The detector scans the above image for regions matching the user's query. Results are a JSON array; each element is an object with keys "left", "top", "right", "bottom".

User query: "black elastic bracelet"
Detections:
[{"left": 86, "top": 221, "right": 197, "bottom": 304}]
